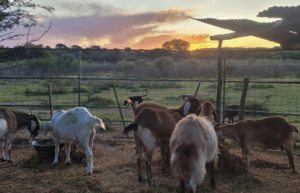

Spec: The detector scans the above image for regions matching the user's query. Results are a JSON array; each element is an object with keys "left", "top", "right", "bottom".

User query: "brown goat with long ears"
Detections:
[
  {"left": 123, "top": 95, "right": 201, "bottom": 186},
  {"left": 170, "top": 114, "right": 218, "bottom": 193},
  {"left": 0, "top": 109, "right": 40, "bottom": 163},
  {"left": 196, "top": 101, "right": 219, "bottom": 123},
  {"left": 215, "top": 116, "right": 298, "bottom": 172}
]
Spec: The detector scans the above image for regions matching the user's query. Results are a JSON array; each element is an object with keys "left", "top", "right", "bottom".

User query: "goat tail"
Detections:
[
  {"left": 142, "top": 93, "right": 147, "bottom": 97},
  {"left": 292, "top": 125, "right": 298, "bottom": 134},
  {"left": 171, "top": 143, "right": 198, "bottom": 170},
  {"left": 93, "top": 117, "right": 106, "bottom": 130},
  {"left": 124, "top": 122, "right": 138, "bottom": 135}
]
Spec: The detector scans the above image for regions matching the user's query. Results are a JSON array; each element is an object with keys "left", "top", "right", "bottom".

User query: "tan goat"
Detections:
[
  {"left": 196, "top": 101, "right": 219, "bottom": 123},
  {"left": 215, "top": 116, "right": 298, "bottom": 172},
  {"left": 170, "top": 114, "right": 219, "bottom": 193}
]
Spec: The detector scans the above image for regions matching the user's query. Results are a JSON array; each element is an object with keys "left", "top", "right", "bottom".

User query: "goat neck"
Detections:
[{"left": 215, "top": 124, "right": 239, "bottom": 144}]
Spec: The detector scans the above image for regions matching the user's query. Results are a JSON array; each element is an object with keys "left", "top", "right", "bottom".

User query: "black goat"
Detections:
[{"left": 124, "top": 93, "right": 147, "bottom": 106}]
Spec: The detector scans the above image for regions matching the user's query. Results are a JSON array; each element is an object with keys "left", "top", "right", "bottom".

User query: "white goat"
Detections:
[
  {"left": 215, "top": 116, "right": 298, "bottom": 172},
  {"left": 51, "top": 107, "right": 105, "bottom": 174},
  {"left": 40, "top": 121, "right": 52, "bottom": 138},
  {"left": 170, "top": 114, "right": 218, "bottom": 193}
]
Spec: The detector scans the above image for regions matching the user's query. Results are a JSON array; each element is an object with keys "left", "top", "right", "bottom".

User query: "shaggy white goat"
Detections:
[
  {"left": 51, "top": 107, "right": 105, "bottom": 174},
  {"left": 170, "top": 114, "right": 218, "bottom": 193},
  {"left": 215, "top": 116, "right": 298, "bottom": 172}
]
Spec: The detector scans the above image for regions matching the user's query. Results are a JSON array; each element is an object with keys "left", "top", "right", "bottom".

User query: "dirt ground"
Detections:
[{"left": 0, "top": 123, "right": 300, "bottom": 193}]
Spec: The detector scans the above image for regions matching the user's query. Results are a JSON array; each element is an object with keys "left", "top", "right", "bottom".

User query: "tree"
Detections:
[
  {"left": 0, "top": 0, "right": 54, "bottom": 44},
  {"left": 55, "top": 43, "right": 68, "bottom": 49},
  {"left": 71, "top": 45, "right": 82, "bottom": 49},
  {"left": 162, "top": 39, "right": 190, "bottom": 51}
]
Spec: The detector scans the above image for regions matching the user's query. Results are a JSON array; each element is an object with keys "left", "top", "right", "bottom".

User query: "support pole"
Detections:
[
  {"left": 78, "top": 50, "right": 81, "bottom": 106},
  {"left": 216, "top": 40, "right": 223, "bottom": 122},
  {"left": 239, "top": 78, "right": 249, "bottom": 120},
  {"left": 48, "top": 84, "right": 53, "bottom": 118},
  {"left": 112, "top": 84, "right": 128, "bottom": 137}
]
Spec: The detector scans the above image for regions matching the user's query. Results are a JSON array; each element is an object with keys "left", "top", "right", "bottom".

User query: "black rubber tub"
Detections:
[{"left": 32, "top": 138, "right": 64, "bottom": 163}]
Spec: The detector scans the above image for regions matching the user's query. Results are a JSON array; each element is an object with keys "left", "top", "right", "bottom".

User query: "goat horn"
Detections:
[
  {"left": 174, "top": 94, "right": 195, "bottom": 101},
  {"left": 194, "top": 82, "right": 201, "bottom": 97}
]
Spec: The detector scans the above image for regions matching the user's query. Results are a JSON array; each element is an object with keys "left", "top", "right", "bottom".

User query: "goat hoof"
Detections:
[
  {"left": 65, "top": 162, "right": 71, "bottom": 165},
  {"left": 148, "top": 180, "right": 155, "bottom": 186},
  {"left": 1, "top": 158, "right": 6, "bottom": 162},
  {"left": 8, "top": 160, "right": 13, "bottom": 163},
  {"left": 138, "top": 177, "right": 143, "bottom": 182},
  {"left": 52, "top": 162, "right": 57, "bottom": 166}
]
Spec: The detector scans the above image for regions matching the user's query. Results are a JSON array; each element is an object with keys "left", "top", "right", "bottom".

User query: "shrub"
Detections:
[{"left": 87, "top": 96, "right": 114, "bottom": 106}]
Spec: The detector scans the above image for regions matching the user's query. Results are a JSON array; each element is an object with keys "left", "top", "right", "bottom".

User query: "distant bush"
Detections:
[
  {"left": 251, "top": 84, "right": 274, "bottom": 89},
  {"left": 245, "top": 101, "right": 268, "bottom": 113},
  {"left": 87, "top": 96, "right": 114, "bottom": 106},
  {"left": 139, "top": 82, "right": 182, "bottom": 89}
]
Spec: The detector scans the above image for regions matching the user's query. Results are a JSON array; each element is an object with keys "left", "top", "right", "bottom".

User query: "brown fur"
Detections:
[
  {"left": 0, "top": 109, "right": 40, "bottom": 162},
  {"left": 196, "top": 101, "right": 219, "bottom": 123},
  {"left": 215, "top": 116, "right": 298, "bottom": 172},
  {"left": 224, "top": 103, "right": 239, "bottom": 124}
]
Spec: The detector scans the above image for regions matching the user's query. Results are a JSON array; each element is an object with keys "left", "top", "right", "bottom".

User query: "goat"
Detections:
[
  {"left": 40, "top": 121, "right": 52, "bottom": 138},
  {"left": 0, "top": 109, "right": 40, "bottom": 163},
  {"left": 51, "top": 107, "right": 105, "bottom": 174},
  {"left": 170, "top": 114, "right": 218, "bottom": 193},
  {"left": 196, "top": 101, "right": 219, "bottom": 123},
  {"left": 126, "top": 94, "right": 201, "bottom": 168},
  {"left": 124, "top": 93, "right": 147, "bottom": 106},
  {"left": 215, "top": 116, "right": 298, "bottom": 172},
  {"left": 224, "top": 103, "right": 239, "bottom": 124},
  {"left": 126, "top": 94, "right": 201, "bottom": 117},
  {"left": 124, "top": 107, "right": 183, "bottom": 186}
]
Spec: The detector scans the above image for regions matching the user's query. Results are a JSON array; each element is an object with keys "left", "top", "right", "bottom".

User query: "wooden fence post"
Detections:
[{"left": 239, "top": 78, "right": 249, "bottom": 120}]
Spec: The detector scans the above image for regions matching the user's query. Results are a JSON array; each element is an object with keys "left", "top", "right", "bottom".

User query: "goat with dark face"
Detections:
[
  {"left": 124, "top": 93, "right": 147, "bottom": 106},
  {"left": 0, "top": 109, "right": 40, "bottom": 162}
]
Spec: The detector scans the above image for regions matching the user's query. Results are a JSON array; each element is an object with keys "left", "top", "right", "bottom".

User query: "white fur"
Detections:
[
  {"left": 0, "top": 119, "right": 8, "bottom": 160},
  {"left": 51, "top": 107, "right": 105, "bottom": 174},
  {"left": 183, "top": 101, "right": 191, "bottom": 116},
  {"left": 40, "top": 121, "right": 52, "bottom": 138}
]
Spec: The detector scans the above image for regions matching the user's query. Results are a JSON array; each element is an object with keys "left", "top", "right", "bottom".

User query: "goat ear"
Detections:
[{"left": 196, "top": 107, "right": 201, "bottom": 116}]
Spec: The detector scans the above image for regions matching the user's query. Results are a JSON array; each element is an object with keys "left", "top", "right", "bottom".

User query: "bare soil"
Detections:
[{"left": 0, "top": 123, "right": 300, "bottom": 193}]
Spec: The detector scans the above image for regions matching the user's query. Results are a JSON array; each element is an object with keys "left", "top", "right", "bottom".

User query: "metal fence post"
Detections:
[
  {"left": 48, "top": 83, "right": 53, "bottom": 118},
  {"left": 216, "top": 40, "right": 223, "bottom": 122},
  {"left": 78, "top": 50, "right": 81, "bottom": 107}
]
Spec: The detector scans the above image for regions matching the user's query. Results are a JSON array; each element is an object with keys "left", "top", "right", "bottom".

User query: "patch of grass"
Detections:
[{"left": 72, "top": 86, "right": 89, "bottom": 93}]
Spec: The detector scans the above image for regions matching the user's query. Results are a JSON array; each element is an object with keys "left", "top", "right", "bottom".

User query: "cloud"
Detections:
[{"left": 37, "top": 7, "right": 192, "bottom": 49}]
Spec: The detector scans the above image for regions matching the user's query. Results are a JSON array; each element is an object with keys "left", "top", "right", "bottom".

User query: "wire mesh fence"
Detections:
[{"left": 0, "top": 48, "right": 299, "bottom": 128}]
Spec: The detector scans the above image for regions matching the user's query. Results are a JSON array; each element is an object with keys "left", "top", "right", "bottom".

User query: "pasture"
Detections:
[{"left": 1, "top": 55, "right": 300, "bottom": 192}]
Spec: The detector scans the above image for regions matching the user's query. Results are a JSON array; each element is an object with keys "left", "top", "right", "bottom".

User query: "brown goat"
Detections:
[
  {"left": 196, "top": 101, "right": 219, "bottom": 123},
  {"left": 215, "top": 116, "right": 298, "bottom": 172},
  {"left": 0, "top": 109, "right": 40, "bottom": 162},
  {"left": 124, "top": 107, "right": 183, "bottom": 186},
  {"left": 224, "top": 103, "right": 239, "bottom": 124},
  {"left": 170, "top": 114, "right": 218, "bottom": 193},
  {"left": 125, "top": 95, "right": 201, "bottom": 172}
]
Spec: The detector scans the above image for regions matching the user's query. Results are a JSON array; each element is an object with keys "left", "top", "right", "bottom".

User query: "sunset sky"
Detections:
[{"left": 2, "top": 0, "right": 300, "bottom": 49}]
